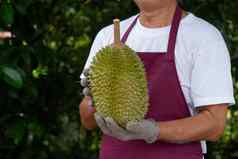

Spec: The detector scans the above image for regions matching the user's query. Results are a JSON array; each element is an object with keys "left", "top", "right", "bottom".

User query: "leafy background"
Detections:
[{"left": 0, "top": 0, "right": 237, "bottom": 159}]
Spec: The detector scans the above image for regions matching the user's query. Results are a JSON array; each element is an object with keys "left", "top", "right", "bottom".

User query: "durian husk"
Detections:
[{"left": 88, "top": 19, "right": 149, "bottom": 127}]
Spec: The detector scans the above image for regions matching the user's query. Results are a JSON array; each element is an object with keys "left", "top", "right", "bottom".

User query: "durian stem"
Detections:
[{"left": 113, "top": 19, "right": 121, "bottom": 47}]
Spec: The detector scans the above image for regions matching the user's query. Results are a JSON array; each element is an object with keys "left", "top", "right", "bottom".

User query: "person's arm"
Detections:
[
  {"left": 0, "top": 31, "right": 12, "bottom": 39},
  {"left": 158, "top": 104, "right": 228, "bottom": 143},
  {"left": 93, "top": 104, "right": 228, "bottom": 144},
  {"left": 79, "top": 96, "right": 97, "bottom": 130},
  {"left": 79, "top": 27, "right": 107, "bottom": 130},
  {"left": 157, "top": 25, "right": 232, "bottom": 143}
]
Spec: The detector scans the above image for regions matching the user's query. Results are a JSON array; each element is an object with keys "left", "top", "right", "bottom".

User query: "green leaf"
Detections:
[
  {"left": 0, "top": 65, "right": 23, "bottom": 89},
  {"left": 32, "top": 66, "right": 48, "bottom": 79},
  {"left": 6, "top": 120, "right": 26, "bottom": 145},
  {"left": 0, "top": 2, "right": 14, "bottom": 26},
  {"left": 28, "top": 120, "right": 44, "bottom": 139}
]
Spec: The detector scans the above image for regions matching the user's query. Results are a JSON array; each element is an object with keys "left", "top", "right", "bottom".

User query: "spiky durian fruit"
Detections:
[{"left": 88, "top": 19, "right": 148, "bottom": 127}]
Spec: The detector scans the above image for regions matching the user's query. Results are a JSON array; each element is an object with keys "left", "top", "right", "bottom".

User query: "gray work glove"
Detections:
[
  {"left": 94, "top": 112, "right": 160, "bottom": 144},
  {"left": 80, "top": 68, "right": 91, "bottom": 96}
]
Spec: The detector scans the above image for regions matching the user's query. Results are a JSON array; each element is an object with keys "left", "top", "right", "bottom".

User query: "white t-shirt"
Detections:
[{"left": 80, "top": 13, "right": 235, "bottom": 153}]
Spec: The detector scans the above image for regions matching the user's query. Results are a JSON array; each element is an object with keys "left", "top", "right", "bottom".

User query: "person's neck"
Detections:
[{"left": 139, "top": 2, "right": 177, "bottom": 28}]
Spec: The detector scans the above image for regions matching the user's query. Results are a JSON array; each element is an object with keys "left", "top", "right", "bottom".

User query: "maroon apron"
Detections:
[{"left": 99, "top": 6, "right": 203, "bottom": 159}]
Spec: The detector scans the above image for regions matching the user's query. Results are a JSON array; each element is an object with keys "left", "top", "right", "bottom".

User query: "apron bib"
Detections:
[{"left": 99, "top": 6, "right": 203, "bottom": 159}]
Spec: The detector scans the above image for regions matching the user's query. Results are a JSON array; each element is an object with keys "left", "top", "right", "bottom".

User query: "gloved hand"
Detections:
[
  {"left": 94, "top": 112, "right": 160, "bottom": 143},
  {"left": 80, "top": 68, "right": 91, "bottom": 96}
]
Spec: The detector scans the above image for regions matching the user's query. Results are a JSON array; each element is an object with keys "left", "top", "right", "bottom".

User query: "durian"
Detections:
[{"left": 88, "top": 19, "right": 149, "bottom": 127}]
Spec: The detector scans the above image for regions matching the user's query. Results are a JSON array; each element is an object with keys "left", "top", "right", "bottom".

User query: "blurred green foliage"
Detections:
[{"left": 0, "top": 0, "right": 237, "bottom": 159}]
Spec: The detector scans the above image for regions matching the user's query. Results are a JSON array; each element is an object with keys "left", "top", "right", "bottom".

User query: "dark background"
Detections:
[{"left": 0, "top": 0, "right": 237, "bottom": 158}]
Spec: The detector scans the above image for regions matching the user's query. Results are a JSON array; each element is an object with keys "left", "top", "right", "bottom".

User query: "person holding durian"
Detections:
[{"left": 79, "top": 0, "right": 235, "bottom": 159}]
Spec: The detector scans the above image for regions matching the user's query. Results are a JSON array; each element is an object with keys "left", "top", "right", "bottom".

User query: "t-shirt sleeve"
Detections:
[
  {"left": 80, "top": 29, "right": 105, "bottom": 79},
  {"left": 190, "top": 29, "right": 235, "bottom": 107}
]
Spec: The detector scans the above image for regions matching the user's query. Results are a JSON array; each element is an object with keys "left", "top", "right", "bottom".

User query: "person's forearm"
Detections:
[
  {"left": 81, "top": 112, "right": 97, "bottom": 130},
  {"left": 80, "top": 96, "right": 97, "bottom": 130},
  {"left": 157, "top": 107, "right": 226, "bottom": 143},
  {"left": 0, "top": 31, "right": 12, "bottom": 39}
]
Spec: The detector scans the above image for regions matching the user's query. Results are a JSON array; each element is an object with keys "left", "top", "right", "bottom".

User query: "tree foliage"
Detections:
[{"left": 0, "top": 0, "right": 237, "bottom": 159}]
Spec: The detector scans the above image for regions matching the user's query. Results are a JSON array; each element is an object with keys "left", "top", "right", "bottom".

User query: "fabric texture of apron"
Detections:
[{"left": 99, "top": 6, "right": 203, "bottom": 159}]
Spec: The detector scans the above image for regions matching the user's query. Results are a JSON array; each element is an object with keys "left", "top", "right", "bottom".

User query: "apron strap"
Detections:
[
  {"left": 167, "top": 6, "right": 182, "bottom": 61},
  {"left": 121, "top": 15, "right": 139, "bottom": 44}
]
